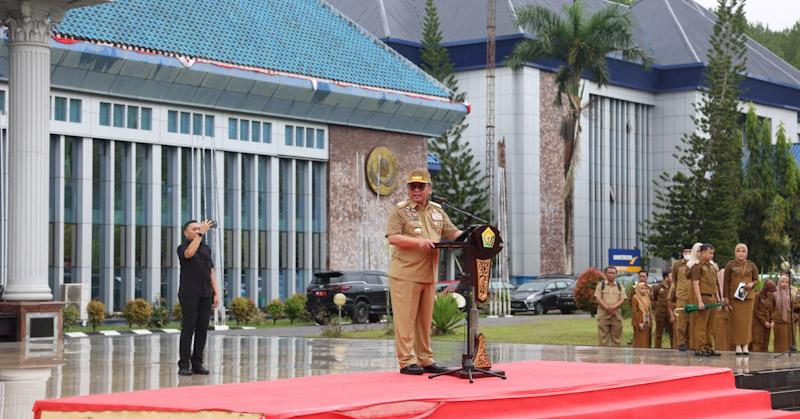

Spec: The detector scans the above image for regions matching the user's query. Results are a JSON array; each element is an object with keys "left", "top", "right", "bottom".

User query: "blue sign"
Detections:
[{"left": 608, "top": 249, "right": 642, "bottom": 273}]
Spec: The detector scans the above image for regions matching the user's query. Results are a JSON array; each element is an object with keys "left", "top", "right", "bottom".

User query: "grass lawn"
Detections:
[{"left": 338, "top": 317, "right": 677, "bottom": 348}]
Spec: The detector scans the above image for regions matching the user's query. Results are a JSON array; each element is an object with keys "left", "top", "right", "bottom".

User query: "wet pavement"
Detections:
[{"left": 1, "top": 330, "right": 798, "bottom": 419}]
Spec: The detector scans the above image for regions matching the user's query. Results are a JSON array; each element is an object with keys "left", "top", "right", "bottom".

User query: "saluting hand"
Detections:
[{"left": 200, "top": 220, "right": 212, "bottom": 234}]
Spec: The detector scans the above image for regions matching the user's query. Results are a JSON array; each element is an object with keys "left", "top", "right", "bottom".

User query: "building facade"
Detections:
[
  {"left": 331, "top": 0, "right": 800, "bottom": 278},
  {"left": 0, "top": 0, "right": 466, "bottom": 315}
]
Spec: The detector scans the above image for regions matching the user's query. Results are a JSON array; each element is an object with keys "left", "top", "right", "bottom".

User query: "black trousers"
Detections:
[{"left": 178, "top": 296, "right": 212, "bottom": 369}]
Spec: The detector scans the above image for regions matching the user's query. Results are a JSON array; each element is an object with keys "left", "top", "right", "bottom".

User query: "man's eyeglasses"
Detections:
[{"left": 407, "top": 182, "right": 427, "bottom": 191}]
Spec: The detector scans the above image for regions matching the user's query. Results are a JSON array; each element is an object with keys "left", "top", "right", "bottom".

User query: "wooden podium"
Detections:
[{"left": 430, "top": 224, "right": 506, "bottom": 383}]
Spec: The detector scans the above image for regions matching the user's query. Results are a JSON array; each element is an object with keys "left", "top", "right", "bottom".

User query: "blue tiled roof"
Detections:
[
  {"left": 793, "top": 144, "right": 800, "bottom": 166},
  {"left": 54, "top": 0, "right": 450, "bottom": 98}
]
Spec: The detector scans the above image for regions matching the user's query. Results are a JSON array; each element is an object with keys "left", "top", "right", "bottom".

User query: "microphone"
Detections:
[{"left": 430, "top": 194, "right": 448, "bottom": 204}]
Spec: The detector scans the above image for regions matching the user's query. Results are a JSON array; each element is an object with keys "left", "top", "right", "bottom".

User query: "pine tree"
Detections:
[
  {"left": 773, "top": 124, "right": 800, "bottom": 264},
  {"left": 645, "top": 0, "right": 746, "bottom": 263},
  {"left": 420, "top": 0, "right": 488, "bottom": 226}
]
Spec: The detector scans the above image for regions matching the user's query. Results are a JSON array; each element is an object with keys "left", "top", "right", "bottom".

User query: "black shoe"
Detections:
[
  {"left": 678, "top": 344, "right": 687, "bottom": 352},
  {"left": 192, "top": 366, "right": 210, "bottom": 375},
  {"left": 422, "top": 362, "right": 449, "bottom": 374},
  {"left": 736, "top": 352, "right": 744, "bottom": 356},
  {"left": 694, "top": 350, "right": 709, "bottom": 357},
  {"left": 400, "top": 364, "right": 425, "bottom": 375},
  {"left": 704, "top": 350, "right": 721, "bottom": 357},
  {"left": 743, "top": 351, "right": 750, "bottom": 356},
  {"left": 178, "top": 368, "right": 193, "bottom": 376}
]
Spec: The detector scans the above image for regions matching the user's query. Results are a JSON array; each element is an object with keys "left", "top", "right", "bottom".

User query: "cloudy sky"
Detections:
[{"left": 691, "top": 0, "right": 800, "bottom": 30}]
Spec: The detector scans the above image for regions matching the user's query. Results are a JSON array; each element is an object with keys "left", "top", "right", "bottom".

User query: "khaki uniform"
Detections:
[
  {"left": 689, "top": 261, "right": 719, "bottom": 351},
  {"left": 751, "top": 291, "right": 776, "bottom": 352},
  {"left": 386, "top": 199, "right": 457, "bottom": 368},
  {"left": 772, "top": 288, "right": 799, "bottom": 353},
  {"left": 631, "top": 295, "right": 653, "bottom": 348},
  {"left": 670, "top": 259, "right": 692, "bottom": 348},
  {"left": 723, "top": 260, "right": 759, "bottom": 346},
  {"left": 594, "top": 280, "right": 626, "bottom": 346},
  {"left": 652, "top": 280, "right": 674, "bottom": 348}
]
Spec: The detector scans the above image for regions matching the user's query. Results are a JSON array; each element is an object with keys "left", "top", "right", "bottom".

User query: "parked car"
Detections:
[
  {"left": 510, "top": 275, "right": 576, "bottom": 315},
  {"left": 305, "top": 270, "right": 389, "bottom": 325}
]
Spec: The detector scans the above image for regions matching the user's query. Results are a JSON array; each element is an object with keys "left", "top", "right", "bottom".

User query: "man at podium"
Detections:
[{"left": 385, "top": 169, "right": 463, "bottom": 375}]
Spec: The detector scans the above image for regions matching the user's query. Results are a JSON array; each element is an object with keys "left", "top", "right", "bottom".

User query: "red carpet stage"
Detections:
[{"left": 34, "top": 360, "right": 798, "bottom": 418}]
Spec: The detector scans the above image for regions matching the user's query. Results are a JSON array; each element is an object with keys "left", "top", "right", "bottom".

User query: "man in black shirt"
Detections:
[{"left": 176, "top": 219, "right": 220, "bottom": 376}]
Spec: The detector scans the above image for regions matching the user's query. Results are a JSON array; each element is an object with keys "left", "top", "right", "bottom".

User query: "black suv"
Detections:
[
  {"left": 305, "top": 270, "right": 389, "bottom": 325},
  {"left": 510, "top": 275, "right": 577, "bottom": 314}
]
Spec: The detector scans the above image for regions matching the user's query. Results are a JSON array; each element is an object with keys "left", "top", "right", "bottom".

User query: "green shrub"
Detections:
[
  {"left": 63, "top": 304, "right": 80, "bottom": 331},
  {"left": 622, "top": 283, "right": 634, "bottom": 320},
  {"left": 231, "top": 297, "right": 260, "bottom": 325},
  {"left": 172, "top": 302, "right": 183, "bottom": 322},
  {"left": 266, "top": 299, "right": 284, "bottom": 325},
  {"left": 284, "top": 294, "right": 306, "bottom": 324},
  {"left": 574, "top": 267, "right": 604, "bottom": 316},
  {"left": 123, "top": 298, "right": 153, "bottom": 328},
  {"left": 431, "top": 294, "right": 463, "bottom": 335},
  {"left": 87, "top": 300, "right": 105, "bottom": 331},
  {"left": 150, "top": 298, "right": 170, "bottom": 328}
]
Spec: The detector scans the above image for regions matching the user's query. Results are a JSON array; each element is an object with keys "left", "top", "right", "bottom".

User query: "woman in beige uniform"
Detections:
[
  {"left": 631, "top": 282, "right": 653, "bottom": 348},
  {"left": 773, "top": 272, "right": 799, "bottom": 353},
  {"left": 723, "top": 244, "right": 759, "bottom": 355},
  {"left": 751, "top": 280, "right": 776, "bottom": 353}
]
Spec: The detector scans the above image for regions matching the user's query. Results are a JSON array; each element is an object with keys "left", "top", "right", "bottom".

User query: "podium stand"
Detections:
[{"left": 429, "top": 224, "right": 507, "bottom": 383}]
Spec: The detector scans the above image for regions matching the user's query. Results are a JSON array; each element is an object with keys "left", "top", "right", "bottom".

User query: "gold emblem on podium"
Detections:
[
  {"left": 481, "top": 228, "right": 496, "bottom": 248},
  {"left": 365, "top": 146, "right": 399, "bottom": 196}
]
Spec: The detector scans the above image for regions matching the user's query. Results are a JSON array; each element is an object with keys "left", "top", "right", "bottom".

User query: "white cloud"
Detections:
[{"left": 690, "top": 0, "right": 800, "bottom": 31}]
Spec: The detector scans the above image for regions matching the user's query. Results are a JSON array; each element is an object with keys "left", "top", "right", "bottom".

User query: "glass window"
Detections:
[
  {"left": 54, "top": 97, "right": 67, "bottom": 121},
  {"left": 263, "top": 123, "right": 272, "bottom": 143},
  {"left": 204, "top": 115, "right": 214, "bottom": 137},
  {"left": 179, "top": 112, "right": 190, "bottom": 134},
  {"left": 252, "top": 121, "right": 261, "bottom": 142},
  {"left": 285, "top": 125, "right": 293, "bottom": 146},
  {"left": 240, "top": 119, "right": 249, "bottom": 141},
  {"left": 168, "top": 110, "right": 178, "bottom": 133},
  {"left": 141, "top": 107, "right": 152, "bottom": 130},
  {"left": 113, "top": 104, "right": 125, "bottom": 127},
  {"left": 127, "top": 106, "right": 139, "bottom": 129},
  {"left": 228, "top": 118, "right": 238, "bottom": 139},
  {"left": 0, "top": 90, "right": 6, "bottom": 113},
  {"left": 295, "top": 126, "right": 304, "bottom": 147},
  {"left": 306, "top": 128, "right": 314, "bottom": 148},
  {"left": 69, "top": 98, "right": 81, "bottom": 123},
  {"left": 316, "top": 129, "right": 325, "bottom": 149},
  {"left": 192, "top": 113, "right": 203, "bottom": 135},
  {"left": 99, "top": 102, "right": 111, "bottom": 126}
]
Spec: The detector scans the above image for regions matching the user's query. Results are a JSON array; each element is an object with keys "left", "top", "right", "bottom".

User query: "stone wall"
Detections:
[
  {"left": 538, "top": 72, "right": 569, "bottom": 274},
  {"left": 327, "top": 125, "right": 427, "bottom": 271}
]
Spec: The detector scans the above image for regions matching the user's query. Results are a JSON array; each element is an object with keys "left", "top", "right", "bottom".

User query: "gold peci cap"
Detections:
[{"left": 406, "top": 169, "right": 431, "bottom": 184}]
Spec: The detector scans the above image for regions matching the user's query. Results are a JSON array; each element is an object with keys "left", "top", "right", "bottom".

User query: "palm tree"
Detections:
[{"left": 506, "top": 0, "right": 651, "bottom": 273}]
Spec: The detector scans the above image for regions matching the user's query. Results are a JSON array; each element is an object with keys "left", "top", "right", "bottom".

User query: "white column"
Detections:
[
  {"left": 0, "top": 368, "right": 52, "bottom": 418},
  {"left": 124, "top": 144, "right": 135, "bottom": 303},
  {"left": 101, "top": 142, "right": 114, "bottom": 313},
  {"left": 170, "top": 148, "right": 182, "bottom": 306},
  {"left": 51, "top": 136, "right": 65, "bottom": 301},
  {"left": 303, "top": 161, "right": 312, "bottom": 289},
  {"left": 287, "top": 159, "right": 296, "bottom": 296},
  {"left": 76, "top": 138, "right": 93, "bottom": 319},
  {"left": 1, "top": 2, "right": 66, "bottom": 301},
  {"left": 231, "top": 153, "right": 242, "bottom": 300},
  {"left": 146, "top": 144, "right": 161, "bottom": 302},
  {"left": 247, "top": 156, "right": 258, "bottom": 304},
  {"left": 268, "top": 157, "right": 280, "bottom": 300},
  {"left": 213, "top": 150, "right": 225, "bottom": 307}
]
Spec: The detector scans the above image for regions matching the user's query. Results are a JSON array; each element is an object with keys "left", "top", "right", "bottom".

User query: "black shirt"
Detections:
[{"left": 177, "top": 239, "right": 214, "bottom": 298}]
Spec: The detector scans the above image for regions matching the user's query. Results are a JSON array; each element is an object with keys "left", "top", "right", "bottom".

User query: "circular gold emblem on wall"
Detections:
[{"left": 365, "top": 146, "right": 399, "bottom": 196}]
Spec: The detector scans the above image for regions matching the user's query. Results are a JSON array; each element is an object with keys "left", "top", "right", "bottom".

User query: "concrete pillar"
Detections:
[
  {"left": 231, "top": 153, "right": 242, "bottom": 301},
  {"left": 303, "top": 161, "right": 312, "bottom": 291},
  {"left": 287, "top": 159, "right": 296, "bottom": 297},
  {"left": 268, "top": 157, "right": 279, "bottom": 301},
  {"left": 146, "top": 145, "right": 161, "bottom": 302},
  {"left": 75, "top": 138, "right": 92, "bottom": 319},
  {"left": 101, "top": 142, "right": 115, "bottom": 313},
  {"left": 246, "top": 156, "right": 258, "bottom": 305}
]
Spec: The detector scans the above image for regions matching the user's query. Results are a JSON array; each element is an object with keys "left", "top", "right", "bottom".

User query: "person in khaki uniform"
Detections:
[
  {"left": 714, "top": 267, "right": 732, "bottom": 352},
  {"left": 631, "top": 282, "right": 653, "bottom": 348},
  {"left": 723, "top": 243, "right": 759, "bottom": 355},
  {"left": 670, "top": 243, "right": 694, "bottom": 351},
  {"left": 651, "top": 272, "right": 675, "bottom": 348},
  {"left": 690, "top": 243, "right": 722, "bottom": 357},
  {"left": 594, "top": 266, "right": 626, "bottom": 346},
  {"left": 773, "top": 272, "right": 798, "bottom": 353},
  {"left": 751, "top": 280, "right": 776, "bottom": 353},
  {"left": 385, "top": 169, "right": 461, "bottom": 375}
]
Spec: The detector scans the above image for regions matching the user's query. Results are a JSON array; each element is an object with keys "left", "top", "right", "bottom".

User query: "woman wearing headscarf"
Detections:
[
  {"left": 685, "top": 243, "right": 703, "bottom": 350},
  {"left": 751, "top": 280, "right": 776, "bottom": 353},
  {"left": 724, "top": 243, "right": 759, "bottom": 355},
  {"left": 631, "top": 281, "right": 653, "bottom": 348},
  {"left": 773, "top": 272, "right": 799, "bottom": 353}
]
